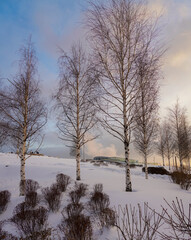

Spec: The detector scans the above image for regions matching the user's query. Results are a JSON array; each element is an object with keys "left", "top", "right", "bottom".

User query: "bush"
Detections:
[
  {"left": 18, "top": 228, "right": 52, "bottom": 240},
  {"left": 129, "top": 164, "right": 136, "bottom": 168},
  {"left": 0, "top": 190, "right": 11, "bottom": 214},
  {"left": 25, "top": 191, "right": 39, "bottom": 208},
  {"left": 42, "top": 183, "right": 62, "bottom": 212},
  {"left": 65, "top": 203, "right": 84, "bottom": 218},
  {"left": 56, "top": 173, "right": 71, "bottom": 192},
  {"left": 142, "top": 166, "right": 169, "bottom": 175},
  {"left": 69, "top": 183, "right": 88, "bottom": 204},
  {"left": 59, "top": 213, "right": 92, "bottom": 240},
  {"left": 93, "top": 183, "right": 103, "bottom": 193},
  {"left": 25, "top": 179, "right": 39, "bottom": 194},
  {"left": 89, "top": 184, "right": 110, "bottom": 212},
  {"left": 89, "top": 192, "right": 110, "bottom": 212},
  {"left": 11, "top": 206, "right": 48, "bottom": 239},
  {"left": 170, "top": 171, "right": 191, "bottom": 190},
  {"left": 0, "top": 230, "right": 16, "bottom": 240},
  {"left": 98, "top": 207, "right": 116, "bottom": 228},
  {"left": 13, "top": 202, "right": 30, "bottom": 216}
]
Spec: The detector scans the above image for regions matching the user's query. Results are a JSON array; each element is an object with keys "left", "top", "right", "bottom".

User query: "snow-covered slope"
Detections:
[{"left": 0, "top": 153, "right": 190, "bottom": 239}]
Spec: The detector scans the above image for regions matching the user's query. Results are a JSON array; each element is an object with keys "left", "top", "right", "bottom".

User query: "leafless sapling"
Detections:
[
  {"left": 0, "top": 38, "right": 47, "bottom": 195},
  {"left": 55, "top": 43, "right": 99, "bottom": 180},
  {"left": 168, "top": 100, "right": 191, "bottom": 171},
  {"left": 156, "top": 125, "right": 166, "bottom": 166},
  {"left": 161, "top": 120, "right": 174, "bottom": 170},
  {"left": 133, "top": 52, "right": 160, "bottom": 179}
]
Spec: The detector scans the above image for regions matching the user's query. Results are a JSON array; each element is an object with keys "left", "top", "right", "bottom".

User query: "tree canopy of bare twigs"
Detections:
[
  {"left": 86, "top": 0, "right": 163, "bottom": 191},
  {"left": 55, "top": 43, "right": 100, "bottom": 180},
  {"left": 133, "top": 52, "right": 160, "bottom": 179},
  {"left": 168, "top": 100, "right": 191, "bottom": 171},
  {"left": 0, "top": 38, "right": 47, "bottom": 196}
]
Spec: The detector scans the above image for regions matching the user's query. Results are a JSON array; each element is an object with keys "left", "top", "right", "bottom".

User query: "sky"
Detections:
[{"left": 0, "top": 0, "right": 191, "bottom": 163}]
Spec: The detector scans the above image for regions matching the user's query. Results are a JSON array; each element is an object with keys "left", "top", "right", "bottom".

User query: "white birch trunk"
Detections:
[
  {"left": 180, "top": 158, "right": 183, "bottom": 171},
  {"left": 76, "top": 75, "right": 81, "bottom": 181},
  {"left": 144, "top": 152, "right": 148, "bottom": 180},
  {"left": 162, "top": 156, "right": 165, "bottom": 166},
  {"left": 124, "top": 141, "right": 132, "bottom": 192},
  {"left": 20, "top": 133, "right": 26, "bottom": 196},
  {"left": 168, "top": 157, "right": 171, "bottom": 170},
  {"left": 76, "top": 143, "right": 81, "bottom": 180}
]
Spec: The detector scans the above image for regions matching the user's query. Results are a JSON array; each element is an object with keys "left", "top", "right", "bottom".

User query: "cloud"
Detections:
[
  {"left": 148, "top": 0, "right": 168, "bottom": 16},
  {"left": 85, "top": 140, "right": 120, "bottom": 158}
]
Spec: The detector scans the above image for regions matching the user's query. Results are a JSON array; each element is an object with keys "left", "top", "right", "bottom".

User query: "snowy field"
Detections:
[{"left": 0, "top": 153, "right": 190, "bottom": 239}]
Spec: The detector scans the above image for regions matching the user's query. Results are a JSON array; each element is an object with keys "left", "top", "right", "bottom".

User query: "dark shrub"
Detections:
[
  {"left": 0, "top": 228, "right": 16, "bottom": 240},
  {"left": 25, "top": 191, "right": 39, "bottom": 208},
  {"left": 56, "top": 173, "right": 71, "bottom": 192},
  {"left": 130, "top": 163, "right": 136, "bottom": 168},
  {"left": 0, "top": 190, "right": 11, "bottom": 214},
  {"left": 89, "top": 184, "right": 110, "bottom": 212},
  {"left": 42, "top": 183, "right": 62, "bottom": 212},
  {"left": 89, "top": 191, "right": 110, "bottom": 212},
  {"left": 11, "top": 206, "right": 48, "bottom": 239},
  {"left": 65, "top": 203, "right": 84, "bottom": 218},
  {"left": 93, "top": 183, "right": 103, "bottom": 193},
  {"left": 142, "top": 166, "right": 169, "bottom": 175},
  {"left": 59, "top": 214, "right": 92, "bottom": 240},
  {"left": 18, "top": 228, "right": 52, "bottom": 240},
  {"left": 98, "top": 207, "right": 116, "bottom": 228},
  {"left": 170, "top": 171, "right": 191, "bottom": 190},
  {"left": 13, "top": 202, "right": 30, "bottom": 216},
  {"left": 25, "top": 179, "right": 39, "bottom": 194},
  {"left": 69, "top": 183, "right": 88, "bottom": 204}
]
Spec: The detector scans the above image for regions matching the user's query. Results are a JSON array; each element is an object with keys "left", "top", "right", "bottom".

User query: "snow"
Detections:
[{"left": 0, "top": 153, "right": 190, "bottom": 239}]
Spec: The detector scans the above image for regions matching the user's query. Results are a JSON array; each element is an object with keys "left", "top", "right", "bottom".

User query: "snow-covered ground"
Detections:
[{"left": 0, "top": 153, "right": 190, "bottom": 239}]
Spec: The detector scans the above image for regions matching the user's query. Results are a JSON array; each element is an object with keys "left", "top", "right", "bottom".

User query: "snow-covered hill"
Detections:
[{"left": 0, "top": 153, "right": 190, "bottom": 239}]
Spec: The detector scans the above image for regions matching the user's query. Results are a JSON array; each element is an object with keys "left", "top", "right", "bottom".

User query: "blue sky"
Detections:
[{"left": 1, "top": 0, "right": 191, "bottom": 162}]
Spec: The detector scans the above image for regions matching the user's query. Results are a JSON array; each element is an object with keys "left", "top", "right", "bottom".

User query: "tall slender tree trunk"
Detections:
[
  {"left": 172, "top": 156, "right": 175, "bottom": 170},
  {"left": 20, "top": 130, "right": 26, "bottom": 196},
  {"left": 180, "top": 158, "right": 183, "bottom": 171},
  {"left": 123, "top": 97, "right": 132, "bottom": 192},
  {"left": 162, "top": 156, "right": 165, "bottom": 166},
  {"left": 124, "top": 140, "right": 132, "bottom": 192},
  {"left": 76, "top": 142, "right": 81, "bottom": 180},
  {"left": 76, "top": 76, "right": 81, "bottom": 180},
  {"left": 168, "top": 156, "right": 171, "bottom": 170},
  {"left": 144, "top": 151, "right": 148, "bottom": 179},
  {"left": 175, "top": 156, "right": 178, "bottom": 170},
  {"left": 143, "top": 130, "right": 148, "bottom": 179}
]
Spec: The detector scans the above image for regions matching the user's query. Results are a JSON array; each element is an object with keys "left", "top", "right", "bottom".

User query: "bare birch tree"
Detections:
[
  {"left": 133, "top": 53, "right": 160, "bottom": 179},
  {"left": 55, "top": 43, "right": 99, "bottom": 180},
  {"left": 168, "top": 100, "right": 185, "bottom": 171},
  {"left": 162, "top": 121, "right": 174, "bottom": 170},
  {"left": 156, "top": 125, "right": 166, "bottom": 166},
  {"left": 167, "top": 100, "right": 191, "bottom": 171},
  {"left": 0, "top": 38, "right": 47, "bottom": 195},
  {"left": 0, "top": 122, "right": 8, "bottom": 148},
  {"left": 0, "top": 82, "right": 8, "bottom": 147},
  {"left": 86, "top": 0, "right": 163, "bottom": 191},
  {"left": 179, "top": 113, "right": 191, "bottom": 172}
]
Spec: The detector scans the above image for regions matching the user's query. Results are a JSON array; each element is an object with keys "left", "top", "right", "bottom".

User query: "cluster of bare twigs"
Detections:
[
  {"left": 114, "top": 198, "right": 191, "bottom": 240},
  {"left": 114, "top": 203, "right": 165, "bottom": 240}
]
